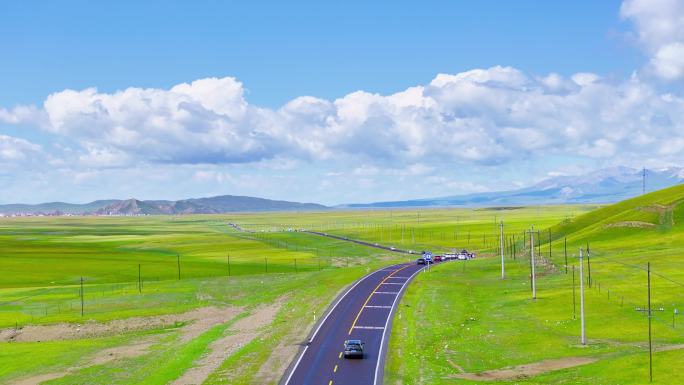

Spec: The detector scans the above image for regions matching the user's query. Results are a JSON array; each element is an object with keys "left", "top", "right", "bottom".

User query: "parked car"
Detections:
[{"left": 343, "top": 340, "right": 365, "bottom": 358}]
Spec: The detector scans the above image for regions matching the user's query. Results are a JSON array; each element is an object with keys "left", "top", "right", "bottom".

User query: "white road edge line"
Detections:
[
  {"left": 283, "top": 264, "right": 402, "bottom": 385},
  {"left": 373, "top": 265, "right": 426, "bottom": 385}
]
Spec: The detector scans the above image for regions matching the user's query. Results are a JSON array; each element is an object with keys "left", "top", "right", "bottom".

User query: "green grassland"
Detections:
[
  {"left": 0, "top": 216, "right": 374, "bottom": 289},
  {"left": 231, "top": 205, "right": 593, "bottom": 254},
  {"left": 1, "top": 193, "right": 680, "bottom": 384},
  {"left": 386, "top": 185, "right": 684, "bottom": 384},
  {"left": 0, "top": 214, "right": 404, "bottom": 384},
  {"left": 1, "top": 267, "right": 399, "bottom": 384}
]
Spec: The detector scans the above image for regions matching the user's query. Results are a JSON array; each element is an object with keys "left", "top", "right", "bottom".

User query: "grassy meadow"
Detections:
[
  {"left": 0, "top": 214, "right": 403, "bottom": 384},
  {"left": 386, "top": 185, "right": 684, "bottom": 384},
  {"left": 1, "top": 192, "right": 681, "bottom": 384}
]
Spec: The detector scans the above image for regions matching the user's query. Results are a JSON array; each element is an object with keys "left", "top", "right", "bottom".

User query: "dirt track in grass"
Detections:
[
  {"left": 0, "top": 306, "right": 242, "bottom": 343},
  {"left": 171, "top": 300, "right": 284, "bottom": 385},
  {"left": 5, "top": 306, "right": 243, "bottom": 385},
  {"left": 450, "top": 357, "right": 599, "bottom": 381}
]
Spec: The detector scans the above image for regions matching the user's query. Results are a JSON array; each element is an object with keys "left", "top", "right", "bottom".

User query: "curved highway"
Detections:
[{"left": 282, "top": 262, "right": 427, "bottom": 385}]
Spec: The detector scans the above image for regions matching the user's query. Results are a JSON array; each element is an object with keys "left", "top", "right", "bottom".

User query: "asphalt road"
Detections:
[
  {"left": 283, "top": 262, "right": 428, "bottom": 385},
  {"left": 302, "top": 230, "right": 416, "bottom": 255},
  {"left": 229, "top": 223, "right": 418, "bottom": 256}
]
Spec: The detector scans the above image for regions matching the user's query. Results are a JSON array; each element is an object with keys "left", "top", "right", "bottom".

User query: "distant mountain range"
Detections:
[
  {"left": 0, "top": 195, "right": 328, "bottom": 216},
  {"left": 342, "top": 167, "right": 684, "bottom": 208},
  {"left": 3, "top": 167, "right": 683, "bottom": 215}
]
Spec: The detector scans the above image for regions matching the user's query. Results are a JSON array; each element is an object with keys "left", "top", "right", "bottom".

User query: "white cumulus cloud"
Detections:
[
  {"left": 0, "top": 135, "right": 43, "bottom": 168},
  {"left": 1, "top": 65, "right": 684, "bottom": 171},
  {"left": 621, "top": 0, "right": 684, "bottom": 80}
]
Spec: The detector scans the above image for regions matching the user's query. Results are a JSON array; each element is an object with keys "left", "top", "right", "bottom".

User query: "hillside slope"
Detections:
[{"left": 549, "top": 184, "right": 684, "bottom": 242}]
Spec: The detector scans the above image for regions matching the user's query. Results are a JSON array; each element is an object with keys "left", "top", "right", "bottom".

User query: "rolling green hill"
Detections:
[{"left": 550, "top": 183, "right": 684, "bottom": 242}]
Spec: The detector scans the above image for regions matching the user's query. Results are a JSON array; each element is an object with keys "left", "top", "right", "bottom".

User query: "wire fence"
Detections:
[{"left": 509, "top": 229, "right": 684, "bottom": 333}]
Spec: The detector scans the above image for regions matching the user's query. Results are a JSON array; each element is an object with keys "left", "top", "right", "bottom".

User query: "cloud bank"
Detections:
[{"left": 3, "top": 66, "right": 683, "bottom": 169}]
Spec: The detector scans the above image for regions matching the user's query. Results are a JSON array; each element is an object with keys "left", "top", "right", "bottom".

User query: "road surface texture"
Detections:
[{"left": 282, "top": 261, "right": 429, "bottom": 385}]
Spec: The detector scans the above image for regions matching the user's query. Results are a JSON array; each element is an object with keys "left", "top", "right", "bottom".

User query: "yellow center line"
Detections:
[
  {"left": 329, "top": 381, "right": 333, "bottom": 385},
  {"left": 338, "top": 351, "right": 342, "bottom": 358},
  {"left": 348, "top": 264, "right": 411, "bottom": 335},
  {"left": 334, "top": 364, "right": 338, "bottom": 373}
]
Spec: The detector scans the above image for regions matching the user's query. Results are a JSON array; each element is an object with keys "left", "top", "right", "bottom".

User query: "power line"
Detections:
[{"left": 589, "top": 256, "right": 684, "bottom": 289}]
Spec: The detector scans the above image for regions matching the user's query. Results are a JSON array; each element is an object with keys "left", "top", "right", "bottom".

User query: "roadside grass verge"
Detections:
[
  {"left": 386, "top": 257, "right": 684, "bottom": 384},
  {"left": 1, "top": 260, "right": 400, "bottom": 384},
  {"left": 386, "top": 188, "right": 684, "bottom": 384}
]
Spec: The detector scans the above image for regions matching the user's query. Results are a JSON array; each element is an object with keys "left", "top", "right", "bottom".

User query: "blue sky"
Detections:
[
  {"left": 1, "top": 0, "right": 683, "bottom": 205},
  {"left": 1, "top": 0, "right": 633, "bottom": 107}
]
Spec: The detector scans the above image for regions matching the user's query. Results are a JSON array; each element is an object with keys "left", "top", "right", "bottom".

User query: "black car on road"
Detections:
[{"left": 343, "top": 340, "right": 364, "bottom": 358}]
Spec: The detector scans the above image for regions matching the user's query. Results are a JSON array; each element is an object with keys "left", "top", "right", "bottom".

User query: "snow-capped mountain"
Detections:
[{"left": 344, "top": 167, "right": 684, "bottom": 208}]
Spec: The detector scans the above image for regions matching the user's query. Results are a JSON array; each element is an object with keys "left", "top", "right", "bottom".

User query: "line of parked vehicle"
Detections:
[{"left": 416, "top": 249, "right": 476, "bottom": 265}]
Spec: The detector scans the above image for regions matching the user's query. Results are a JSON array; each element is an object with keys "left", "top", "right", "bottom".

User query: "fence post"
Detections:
[{"left": 80, "top": 277, "right": 84, "bottom": 317}]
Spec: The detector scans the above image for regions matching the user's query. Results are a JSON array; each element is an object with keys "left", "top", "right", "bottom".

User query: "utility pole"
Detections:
[
  {"left": 586, "top": 242, "right": 592, "bottom": 287},
  {"left": 572, "top": 265, "right": 576, "bottom": 319},
  {"left": 579, "top": 248, "right": 586, "bottom": 345},
  {"left": 643, "top": 167, "right": 646, "bottom": 195},
  {"left": 528, "top": 226, "right": 537, "bottom": 300},
  {"left": 647, "top": 262, "right": 653, "bottom": 383},
  {"left": 500, "top": 221, "right": 505, "bottom": 279},
  {"left": 675, "top": 309, "right": 679, "bottom": 328},
  {"left": 564, "top": 237, "right": 568, "bottom": 274},
  {"left": 80, "top": 277, "right": 84, "bottom": 317},
  {"left": 512, "top": 235, "right": 516, "bottom": 260}
]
